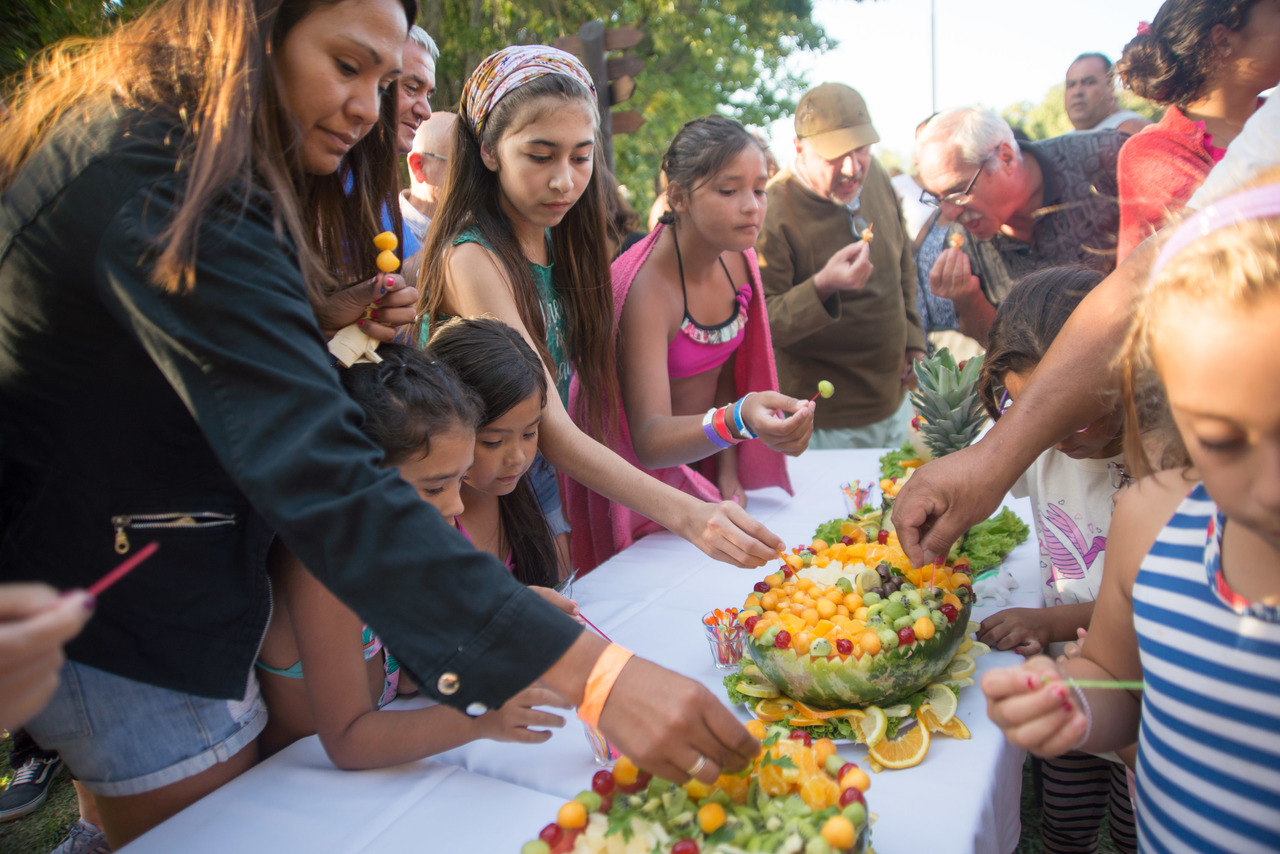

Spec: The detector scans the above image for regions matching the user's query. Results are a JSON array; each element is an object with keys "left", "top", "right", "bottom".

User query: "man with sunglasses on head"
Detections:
[
  {"left": 913, "top": 106, "right": 1123, "bottom": 344},
  {"left": 757, "top": 83, "right": 926, "bottom": 451}
]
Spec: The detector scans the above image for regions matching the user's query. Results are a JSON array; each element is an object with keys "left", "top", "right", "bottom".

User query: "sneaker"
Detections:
[
  {"left": 0, "top": 753, "right": 64, "bottom": 821},
  {"left": 47, "top": 820, "right": 112, "bottom": 854}
]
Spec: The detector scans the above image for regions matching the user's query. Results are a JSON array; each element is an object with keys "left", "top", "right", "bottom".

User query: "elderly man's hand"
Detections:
[
  {"left": 813, "top": 241, "right": 873, "bottom": 301},
  {"left": 929, "top": 248, "right": 983, "bottom": 303},
  {"left": 312, "top": 273, "right": 419, "bottom": 343}
]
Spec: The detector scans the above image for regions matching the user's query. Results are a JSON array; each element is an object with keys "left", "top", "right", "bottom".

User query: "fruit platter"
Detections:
[
  {"left": 723, "top": 524, "right": 990, "bottom": 772},
  {"left": 521, "top": 724, "right": 874, "bottom": 854}
]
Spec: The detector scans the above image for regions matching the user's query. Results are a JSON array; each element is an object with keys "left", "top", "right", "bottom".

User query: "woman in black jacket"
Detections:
[{"left": 0, "top": 0, "right": 755, "bottom": 845}]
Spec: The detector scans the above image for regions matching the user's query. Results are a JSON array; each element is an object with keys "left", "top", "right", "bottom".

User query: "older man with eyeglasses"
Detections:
[
  {"left": 757, "top": 83, "right": 925, "bottom": 451},
  {"left": 914, "top": 107, "right": 1124, "bottom": 344}
]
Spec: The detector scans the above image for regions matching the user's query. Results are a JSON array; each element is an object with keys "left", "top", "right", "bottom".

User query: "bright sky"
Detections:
[{"left": 763, "top": 0, "right": 1165, "bottom": 169}]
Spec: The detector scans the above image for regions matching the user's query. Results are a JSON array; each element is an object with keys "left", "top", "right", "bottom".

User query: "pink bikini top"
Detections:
[
  {"left": 454, "top": 518, "right": 516, "bottom": 572},
  {"left": 666, "top": 231, "right": 752, "bottom": 379}
]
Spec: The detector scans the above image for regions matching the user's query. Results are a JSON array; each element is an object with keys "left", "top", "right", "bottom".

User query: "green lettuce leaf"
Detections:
[
  {"left": 959, "top": 507, "right": 1031, "bottom": 570},
  {"left": 878, "top": 441, "right": 918, "bottom": 479}
]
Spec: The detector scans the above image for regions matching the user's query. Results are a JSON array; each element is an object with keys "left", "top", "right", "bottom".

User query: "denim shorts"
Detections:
[
  {"left": 23, "top": 660, "right": 266, "bottom": 797},
  {"left": 529, "top": 453, "right": 571, "bottom": 537}
]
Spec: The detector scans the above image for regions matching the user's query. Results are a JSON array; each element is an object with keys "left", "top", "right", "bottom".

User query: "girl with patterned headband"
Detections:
[{"left": 415, "top": 46, "right": 787, "bottom": 574}]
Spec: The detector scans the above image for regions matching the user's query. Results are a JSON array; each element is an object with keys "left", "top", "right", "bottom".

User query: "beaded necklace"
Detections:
[{"left": 673, "top": 228, "right": 746, "bottom": 346}]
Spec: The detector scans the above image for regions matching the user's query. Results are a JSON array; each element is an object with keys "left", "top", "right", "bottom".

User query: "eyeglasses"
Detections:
[
  {"left": 421, "top": 152, "right": 449, "bottom": 163},
  {"left": 920, "top": 153, "right": 992, "bottom": 209},
  {"left": 1108, "top": 462, "right": 1134, "bottom": 490}
]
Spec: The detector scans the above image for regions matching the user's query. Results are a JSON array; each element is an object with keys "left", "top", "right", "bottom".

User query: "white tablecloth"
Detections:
[{"left": 123, "top": 449, "right": 1037, "bottom": 853}]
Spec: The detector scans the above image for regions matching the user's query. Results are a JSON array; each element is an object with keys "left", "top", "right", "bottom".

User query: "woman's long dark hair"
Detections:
[
  {"left": 0, "top": 0, "right": 415, "bottom": 296},
  {"left": 416, "top": 73, "right": 618, "bottom": 438},
  {"left": 428, "top": 317, "right": 559, "bottom": 588}
]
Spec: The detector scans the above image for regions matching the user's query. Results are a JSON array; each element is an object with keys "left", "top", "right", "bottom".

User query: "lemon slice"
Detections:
[
  {"left": 736, "top": 676, "right": 781, "bottom": 699},
  {"left": 924, "top": 683, "right": 958, "bottom": 725},
  {"left": 956, "top": 634, "right": 974, "bottom": 654},
  {"left": 858, "top": 705, "right": 888, "bottom": 747},
  {"left": 944, "top": 676, "right": 976, "bottom": 689},
  {"left": 946, "top": 653, "right": 976, "bottom": 680},
  {"left": 855, "top": 567, "right": 882, "bottom": 596},
  {"left": 741, "top": 663, "right": 767, "bottom": 681},
  {"left": 879, "top": 703, "right": 911, "bottom": 719},
  {"left": 966, "top": 621, "right": 981, "bottom": 635},
  {"left": 919, "top": 707, "right": 971, "bottom": 739},
  {"left": 968, "top": 641, "right": 992, "bottom": 657}
]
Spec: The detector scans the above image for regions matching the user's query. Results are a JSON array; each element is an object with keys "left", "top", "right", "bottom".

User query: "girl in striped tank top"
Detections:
[{"left": 982, "top": 180, "right": 1280, "bottom": 854}]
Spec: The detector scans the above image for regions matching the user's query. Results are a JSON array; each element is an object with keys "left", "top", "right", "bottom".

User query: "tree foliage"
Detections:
[
  {"left": 1002, "top": 83, "right": 1163, "bottom": 141},
  {"left": 0, "top": 0, "right": 149, "bottom": 82},
  {"left": 5, "top": 0, "right": 833, "bottom": 214},
  {"left": 421, "top": 0, "right": 833, "bottom": 213}
]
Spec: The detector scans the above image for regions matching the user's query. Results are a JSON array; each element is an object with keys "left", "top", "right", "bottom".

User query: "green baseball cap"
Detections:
[{"left": 795, "top": 83, "right": 880, "bottom": 159}]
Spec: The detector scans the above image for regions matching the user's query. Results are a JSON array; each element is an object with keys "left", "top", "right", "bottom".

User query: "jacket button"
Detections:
[
  {"left": 465, "top": 702, "right": 488, "bottom": 716},
  {"left": 437, "top": 672, "right": 460, "bottom": 695}
]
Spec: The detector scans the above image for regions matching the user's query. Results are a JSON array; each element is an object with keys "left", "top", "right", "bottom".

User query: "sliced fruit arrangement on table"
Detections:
[{"left": 521, "top": 727, "right": 873, "bottom": 854}]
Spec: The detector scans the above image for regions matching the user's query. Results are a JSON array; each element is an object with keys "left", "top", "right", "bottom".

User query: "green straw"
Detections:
[{"left": 1045, "top": 677, "right": 1144, "bottom": 690}]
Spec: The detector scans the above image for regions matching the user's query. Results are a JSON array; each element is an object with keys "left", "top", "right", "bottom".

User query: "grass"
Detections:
[
  {"left": 0, "top": 732, "right": 1119, "bottom": 853},
  {"left": 0, "top": 732, "right": 80, "bottom": 853}
]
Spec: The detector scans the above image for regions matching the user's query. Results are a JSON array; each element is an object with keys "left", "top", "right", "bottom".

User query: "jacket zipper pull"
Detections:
[{"left": 113, "top": 518, "right": 130, "bottom": 555}]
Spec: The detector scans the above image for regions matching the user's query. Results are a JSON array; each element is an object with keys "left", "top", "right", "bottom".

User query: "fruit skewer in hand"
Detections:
[
  {"left": 982, "top": 182, "right": 1280, "bottom": 853},
  {"left": 413, "top": 46, "right": 786, "bottom": 573},
  {"left": 564, "top": 116, "right": 814, "bottom": 570}
]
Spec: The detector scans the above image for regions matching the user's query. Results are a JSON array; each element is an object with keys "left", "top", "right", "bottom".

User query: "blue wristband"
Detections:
[{"left": 733, "top": 393, "right": 758, "bottom": 440}]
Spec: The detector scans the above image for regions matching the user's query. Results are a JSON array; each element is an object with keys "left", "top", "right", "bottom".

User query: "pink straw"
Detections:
[
  {"left": 578, "top": 613, "right": 612, "bottom": 642},
  {"left": 87, "top": 542, "right": 159, "bottom": 597}
]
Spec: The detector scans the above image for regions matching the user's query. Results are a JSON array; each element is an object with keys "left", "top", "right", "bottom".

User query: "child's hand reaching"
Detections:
[
  {"left": 982, "top": 655, "right": 1088, "bottom": 758},
  {"left": 531, "top": 586, "right": 580, "bottom": 619},
  {"left": 1057, "top": 627, "right": 1088, "bottom": 666},
  {"left": 475, "top": 683, "right": 570, "bottom": 744},
  {"left": 978, "top": 607, "right": 1053, "bottom": 656}
]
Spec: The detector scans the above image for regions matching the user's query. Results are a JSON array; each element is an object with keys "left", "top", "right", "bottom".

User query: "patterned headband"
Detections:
[
  {"left": 1150, "top": 184, "right": 1280, "bottom": 280},
  {"left": 462, "top": 45, "right": 597, "bottom": 138}
]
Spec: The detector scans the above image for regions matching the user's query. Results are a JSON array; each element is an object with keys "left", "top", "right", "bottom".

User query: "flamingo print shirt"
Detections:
[{"left": 1012, "top": 450, "right": 1124, "bottom": 609}]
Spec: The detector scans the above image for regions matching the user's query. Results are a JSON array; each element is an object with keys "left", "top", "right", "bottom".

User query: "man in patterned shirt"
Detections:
[{"left": 913, "top": 106, "right": 1123, "bottom": 344}]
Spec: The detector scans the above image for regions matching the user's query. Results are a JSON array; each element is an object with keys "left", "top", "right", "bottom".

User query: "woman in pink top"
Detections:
[
  {"left": 566, "top": 116, "right": 814, "bottom": 571},
  {"left": 1113, "top": 0, "right": 1280, "bottom": 261}
]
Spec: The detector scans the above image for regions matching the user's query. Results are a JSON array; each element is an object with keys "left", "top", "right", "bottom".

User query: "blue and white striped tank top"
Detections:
[{"left": 1131, "top": 483, "right": 1280, "bottom": 853}]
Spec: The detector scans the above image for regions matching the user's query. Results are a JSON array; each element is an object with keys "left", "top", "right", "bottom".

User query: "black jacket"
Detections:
[{"left": 0, "top": 106, "right": 580, "bottom": 707}]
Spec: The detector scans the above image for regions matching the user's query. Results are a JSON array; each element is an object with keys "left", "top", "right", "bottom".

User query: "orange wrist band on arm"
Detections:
[{"left": 577, "top": 643, "right": 635, "bottom": 729}]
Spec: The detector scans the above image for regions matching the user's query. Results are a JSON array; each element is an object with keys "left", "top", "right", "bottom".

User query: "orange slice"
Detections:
[
  {"left": 918, "top": 707, "right": 971, "bottom": 740},
  {"left": 786, "top": 715, "right": 827, "bottom": 727},
  {"left": 754, "top": 698, "right": 794, "bottom": 722},
  {"left": 867, "top": 721, "right": 930, "bottom": 769},
  {"left": 792, "top": 699, "right": 848, "bottom": 720}
]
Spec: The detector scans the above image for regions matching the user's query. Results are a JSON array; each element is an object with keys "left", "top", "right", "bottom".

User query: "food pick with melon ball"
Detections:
[
  {"left": 809, "top": 380, "right": 835, "bottom": 404},
  {"left": 327, "top": 231, "right": 400, "bottom": 368}
]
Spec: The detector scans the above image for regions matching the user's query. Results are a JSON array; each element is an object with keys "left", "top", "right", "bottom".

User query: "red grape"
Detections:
[
  {"left": 839, "top": 786, "right": 866, "bottom": 807},
  {"left": 591, "top": 770, "right": 615, "bottom": 796},
  {"left": 754, "top": 581, "right": 771, "bottom": 594},
  {"left": 837, "top": 762, "right": 857, "bottom": 780},
  {"left": 876, "top": 529, "right": 889, "bottom": 545},
  {"left": 840, "top": 535, "right": 853, "bottom": 545},
  {"left": 744, "top": 615, "right": 761, "bottom": 633},
  {"left": 775, "top": 630, "right": 791, "bottom": 650},
  {"left": 539, "top": 823, "right": 563, "bottom": 845},
  {"left": 897, "top": 626, "right": 915, "bottom": 646},
  {"left": 939, "top": 603, "right": 958, "bottom": 622},
  {"left": 788, "top": 730, "right": 812, "bottom": 746},
  {"left": 835, "top": 638, "right": 853, "bottom": 656},
  {"left": 672, "top": 840, "right": 700, "bottom": 854}
]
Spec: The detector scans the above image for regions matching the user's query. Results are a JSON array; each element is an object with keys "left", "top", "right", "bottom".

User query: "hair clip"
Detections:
[{"left": 1136, "top": 20, "right": 1151, "bottom": 35}]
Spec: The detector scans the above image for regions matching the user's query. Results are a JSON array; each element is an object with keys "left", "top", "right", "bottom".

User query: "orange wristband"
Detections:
[{"left": 576, "top": 643, "right": 634, "bottom": 729}]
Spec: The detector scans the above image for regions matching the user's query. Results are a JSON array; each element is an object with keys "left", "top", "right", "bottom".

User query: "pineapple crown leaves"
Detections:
[{"left": 910, "top": 348, "right": 990, "bottom": 458}]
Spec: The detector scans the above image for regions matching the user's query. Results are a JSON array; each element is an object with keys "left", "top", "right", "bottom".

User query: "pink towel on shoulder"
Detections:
[{"left": 564, "top": 224, "right": 793, "bottom": 572}]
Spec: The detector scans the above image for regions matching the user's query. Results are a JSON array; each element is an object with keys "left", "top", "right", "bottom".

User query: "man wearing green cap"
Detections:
[{"left": 757, "top": 83, "right": 925, "bottom": 449}]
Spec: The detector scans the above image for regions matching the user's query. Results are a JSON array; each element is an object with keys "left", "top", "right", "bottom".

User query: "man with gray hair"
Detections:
[
  {"left": 394, "top": 25, "right": 439, "bottom": 156},
  {"left": 913, "top": 106, "right": 1122, "bottom": 343}
]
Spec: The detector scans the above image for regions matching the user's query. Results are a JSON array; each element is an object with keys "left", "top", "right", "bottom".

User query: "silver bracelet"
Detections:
[{"left": 1057, "top": 664, "right": 1093, "bottom": 751}]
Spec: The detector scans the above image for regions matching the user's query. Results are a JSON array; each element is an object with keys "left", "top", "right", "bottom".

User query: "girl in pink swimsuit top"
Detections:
[{"left": 564, "top": 116, "right": 815, "bottom": 570}]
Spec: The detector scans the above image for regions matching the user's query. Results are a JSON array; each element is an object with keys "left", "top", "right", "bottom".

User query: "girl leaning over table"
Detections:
[
  {"left": 564, "top": 116, "right": 814, "bottom": 573},
  {"left": 0, "top": 0, "right": 756, "bottom": 846}
]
